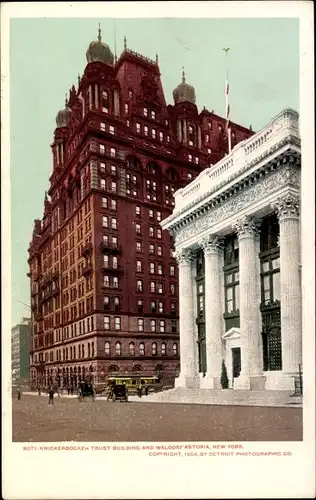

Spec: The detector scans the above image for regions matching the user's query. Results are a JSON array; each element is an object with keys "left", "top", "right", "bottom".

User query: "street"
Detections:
[{"left": 12, "top": 395, "right": 302, "bottom": 442}]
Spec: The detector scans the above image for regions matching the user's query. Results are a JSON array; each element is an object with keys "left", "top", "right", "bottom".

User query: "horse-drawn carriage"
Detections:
[
  {"left": 78, "top": 380, "right": 95, "bottom": 402},
  {"left": 107, "top": 382, "right": 128, "bottom": 402}
]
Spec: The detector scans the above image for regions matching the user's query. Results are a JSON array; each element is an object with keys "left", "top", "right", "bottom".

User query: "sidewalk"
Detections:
[{"left": 21, "top": 389, "right": 302, "bottom": 407}]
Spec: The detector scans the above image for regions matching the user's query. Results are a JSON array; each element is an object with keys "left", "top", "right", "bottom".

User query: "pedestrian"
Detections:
[
  {"left": 70, "top": 386, "right": 73, "bottom": 396},
  {"left": 67, "top": 385, "right": 70, "bottom": 396},
  {"left": 137, "top": 382, "right": 142, "bottom": 398},
  {"left": 144, "top": 385, "right": 149, "bottom": 396},
  {"left": 17, "top": 388, "right": 21, "bottom": 400},
  {"left": 48, "top": 387, "right": 54, "bottom": 405}
]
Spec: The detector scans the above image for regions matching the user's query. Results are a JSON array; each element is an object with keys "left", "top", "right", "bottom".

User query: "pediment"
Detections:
[{"left": 222, "top": 327, "right": 240, "bottom": 340}]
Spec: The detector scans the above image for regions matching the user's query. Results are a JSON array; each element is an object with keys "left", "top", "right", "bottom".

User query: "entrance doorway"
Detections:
[{"left": 232, "top": 347, "right": 241, "bottom": 384}]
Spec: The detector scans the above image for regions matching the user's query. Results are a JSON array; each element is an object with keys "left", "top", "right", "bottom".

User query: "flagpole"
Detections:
[{"left": 223, "top": 48, "right": 231, "bottom": 154}]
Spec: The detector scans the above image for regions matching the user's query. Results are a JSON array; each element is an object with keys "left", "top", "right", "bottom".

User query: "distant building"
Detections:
[
  {"left": 11, "top": 318, "right": 32, "bottom": 386},
  {"left": 27, "top": 28, "right": 253, "bottom": 390},
  {"left": 161, "top": 109, "right": 301, "bottom": 391}
]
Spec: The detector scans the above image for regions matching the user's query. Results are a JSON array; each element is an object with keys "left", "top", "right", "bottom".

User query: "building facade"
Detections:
[
  {"left": 27, "top": 28, "right": 253, "bottom": 389},
  {"left": 161, "top": 109, "right": 301, "bottom": 391},
  {"left": 11, "top": 318, "right": 32, "bottom": 386}
]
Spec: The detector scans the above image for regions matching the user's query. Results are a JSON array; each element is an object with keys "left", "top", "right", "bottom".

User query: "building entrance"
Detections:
[{"left": 232, "top": 347, "right": 241, "bottom": 382}]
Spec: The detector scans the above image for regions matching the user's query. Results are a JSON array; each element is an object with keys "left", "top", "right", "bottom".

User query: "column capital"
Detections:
[
  {"left": 273, "top": 193, "right": 300, "bottom": 222},
  {"left": 200, "top": 234, "right": 224, "bottom": 254},
  {"left": 174, "top": 248, "right": 194, "bottom": 265},
  {"left": 233, "top": 215, "right": 261, "bottom": 239}
]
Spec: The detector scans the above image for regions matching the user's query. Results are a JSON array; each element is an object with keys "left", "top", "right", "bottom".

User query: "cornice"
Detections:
[{"left": 163, "top": 135, "right": 301, "bottom": 233}]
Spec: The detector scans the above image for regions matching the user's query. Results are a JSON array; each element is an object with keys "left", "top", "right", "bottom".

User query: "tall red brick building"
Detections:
[{"left": 28, "top": 29, "right": 253, "bottom": 389}]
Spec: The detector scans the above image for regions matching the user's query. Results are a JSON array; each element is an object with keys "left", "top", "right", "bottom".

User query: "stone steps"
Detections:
[{"left": 130, "top": 387, "right": 303, "bottom": 407}]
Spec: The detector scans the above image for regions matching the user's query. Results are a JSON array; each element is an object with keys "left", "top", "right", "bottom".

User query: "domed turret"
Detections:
[
  {"left": 173, "top": 69, "right": 196, "bottom": 105},
  {"left": 55, "top": 97, "right": 71, "bottom": 128},
  {"left": 86, "top": 25, "right": 114, "bottom": 65}
]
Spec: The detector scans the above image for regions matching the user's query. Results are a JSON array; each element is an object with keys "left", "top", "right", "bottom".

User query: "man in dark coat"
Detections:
[{"left": 48, "top": 387, "right": 54, "bottom": 404}]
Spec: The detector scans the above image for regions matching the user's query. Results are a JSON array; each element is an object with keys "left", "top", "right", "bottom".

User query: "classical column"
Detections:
[
  {"left": 175, "top": 248, "right": 199, "bottom": 389},
  {"left": 233, "top": 216, "right": 265, "bottom": 390},
  {"left": 274, "top": 193, "right": 301, "bottom": 388},
  {"left": 200, "top": 235, "right": 224, "bottom": 389}
]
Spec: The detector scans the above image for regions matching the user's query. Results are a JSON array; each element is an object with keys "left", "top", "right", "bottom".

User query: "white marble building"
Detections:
[{"left": 161, "top": 109, "right": 301, "bottom": 391}]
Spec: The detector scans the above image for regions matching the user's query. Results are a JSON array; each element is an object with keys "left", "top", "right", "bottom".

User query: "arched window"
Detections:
[
  {"left": 139, "top": 342, "right": 145, "bottom": 356},
  {"left": 152, "top": 342, "right": 157, "bottom": 355},
  {"left": 132, "top": 364, "right": 143, "bottom": 373},
  {"left": 161, "top": 342, "right": 166, "bottom": 355},
  {"left": 115, "top": 342, "right": 122, "bottom": 356},
  {"left": 172, "top": 343, "right": 178, "bottom": 356},
  {"left": 104, "top": 341, "right": 110, "bottom": 356},
  {"left": 108, "top": 365, "right": 119, "bottom": 375},
  {"left": 129, "top": 342, "right": 135, "bottom": 356}
]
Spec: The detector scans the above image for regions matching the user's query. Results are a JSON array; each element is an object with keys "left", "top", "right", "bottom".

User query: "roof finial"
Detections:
[
  {"left": 65, "top": 93, "right": 68, "bottom": 107},
  {"left": 182, "top": 67, "right": 186, "bottom": 83},
  {"left": 124, "top": 35, "right": 127, "bottom": 50},
  {"left": 156, "top": 53, "right": 159, "bottom": 64},
  {"left": 98, "top": 23, "right": 102, "bottom": 42},
  {"left": 78, "top": 74, "right": 81, "bottom": 86}
]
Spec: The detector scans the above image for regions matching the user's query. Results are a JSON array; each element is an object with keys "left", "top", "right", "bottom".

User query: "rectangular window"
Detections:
[
  {"left": 137, "top": 280, "right": 143, "bottom": 292},
  {"left": 111, "top": 182, "right": 117, "bottom": 193},
  {"left": 144, "top": 126, "right": 149, "bottom": 136},
  {"left": 150, "top": 263, "right": 155, "bottom": 274},
  {"left": 136, "top": 205, "right": 141, "bottom": 216},
  {"left": 112, "top": 256, "right": 118, "bottom": 269},
  {"left": 102, "top": 197, "right": 107, "bottom": 208},
  {"left": 157, "top": 229, "right": 162, "bottom": 239},
  {"left": 143, "top": 107, "right": 148, "bottom": 117},
  {"left": 149, "top": 227, "right": 154, "bottom": 237},
  {"left": 151, "top": 320, "right": 156, "bottom": 332},
  {"left": 111, "top": 218, "right": 117, "bottom": 230},
  {"left": 113, "top": 277, "right": 119, "bottom": 288},
  {"left": 160, "top": 320, "right": 165, "bottom": 333},
  {"left": 110, "top": 147, "right": 116, "bottom": 158},
  {"left": 104, "top": 316, "right": 110, "bottom": 330},
  {"left": 111, "top": 165, "right": 116, "bottom": 175},
  {"left": 138, "top": 318, "right": 144, "bottom": 332},
  {"left": 101, "top": 122, "right": 106, "bottom": 131},
  {"left": 111, "top": 199, "right": 117, "bottom": 210},
  {"left": 156, "top": 211, "right": 161, "bottom": 222},
  {"left": 136, "top": 242, "right": 142, "bottom": 252},
  {"left": 150, "top": 281, "right": 156, "bottom": 293},
  {"left": 114, "top": 317, "right": 121, "bottom": 330},
  {"left": 170, "top": 265, "right": 175, "bottom": 276},
  {"left": 136, "top": 223, "right": 141, "bottom": 234},
  {"left": 149, "top": 244, "right": 155, "bottom": 255},
  {"left": 157, "top": 264, "right": 163, "bottom": 275},
  {"left": 136, "top": 123, "right": 141, "bottom": 134},
  {"left": 100, "top": 144, "right": 105, "bottom": 154},
  {"left": 152, "top": 129, "right": 156, "bottom": 139},
  {"left": 159, "top": 132, "right": 163, "bottom": 142},
  {"left": 136, "top": 260, "right": 142, "bottom": 272},
  {"left": 109, "top": 126, "right": 115, "bottom": 135},
  {"left": 102, "top": 216, "right": 108, "bottom": 228},
  {"left": 100, "top": 179, "right": 106, "bottom": 190}
]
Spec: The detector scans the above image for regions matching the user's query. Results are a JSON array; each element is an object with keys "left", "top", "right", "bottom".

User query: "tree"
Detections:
[{"left": 220, "top": 360, "right": 229, "bottom": 389}]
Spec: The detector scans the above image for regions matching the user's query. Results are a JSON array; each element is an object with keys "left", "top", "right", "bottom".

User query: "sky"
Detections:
[{"left": 10, "top": 17, "right": 299, "bottom": 325}]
